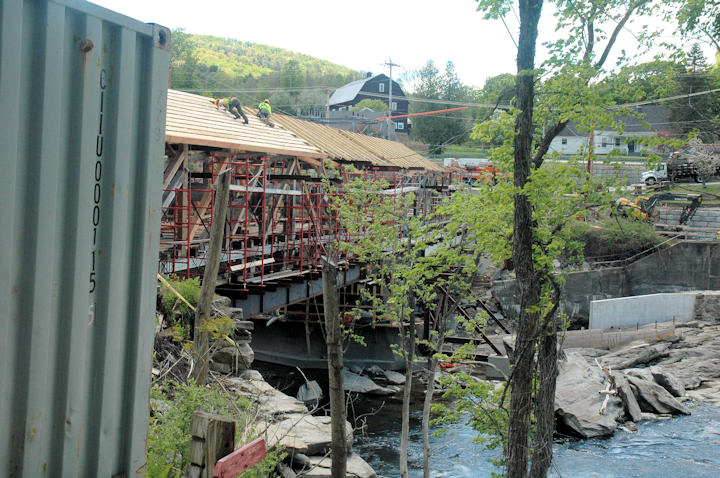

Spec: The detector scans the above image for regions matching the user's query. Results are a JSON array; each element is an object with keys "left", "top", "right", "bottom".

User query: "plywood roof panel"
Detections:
[
  {"left": 338, "top": 130, "right": 446, "bottom": 172},
  {"left": 165, "top": 89, "right": 323, "bottom": 158},
  {"left": 271, "top": 115, "right": 393, "bottom": 167}
]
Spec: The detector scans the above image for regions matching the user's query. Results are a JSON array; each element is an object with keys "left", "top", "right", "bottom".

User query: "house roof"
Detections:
[
  {"left": 165, "top": 89, "right": 324, "bottom": 158},
  {"left": 327, "top": 73, "right": 412, "bottom": 106},
  {"left": 328, "top": 75, "right": 381, "bottom": 105},
  {"left": 557, "top": 105, "right": 671, "bottom": 137}
]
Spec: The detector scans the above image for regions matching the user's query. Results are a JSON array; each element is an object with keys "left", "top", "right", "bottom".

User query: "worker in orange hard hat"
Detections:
[{"left": 213, "top": 96, "right": 249, "bottom": 123}]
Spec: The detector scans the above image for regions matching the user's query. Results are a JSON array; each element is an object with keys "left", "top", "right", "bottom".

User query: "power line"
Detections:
[{"left": 613, "top": 87, "right": 720, "bottom": 108}]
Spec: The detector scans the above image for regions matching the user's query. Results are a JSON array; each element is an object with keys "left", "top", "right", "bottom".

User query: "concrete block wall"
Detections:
[
  {"left": 657, "top": 208, "right": 720, "bottom": 240},
  {"left": 543, "top": 161, "right": 645, "bottom": 185},
  {"left": 589, "top": 292, "right": 696, "bottom": 329},
  {"left": 591, "top": 163, "right": 645, "bottom": 185}
]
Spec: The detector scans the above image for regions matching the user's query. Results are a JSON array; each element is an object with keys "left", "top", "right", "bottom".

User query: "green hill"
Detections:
[{"left": 171, "top": 30, "right": 360, "bottom": 113}]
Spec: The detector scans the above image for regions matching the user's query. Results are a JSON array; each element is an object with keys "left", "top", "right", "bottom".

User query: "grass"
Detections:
[{"left": 645, "top": 182, "right": 720, "bottom": 205}]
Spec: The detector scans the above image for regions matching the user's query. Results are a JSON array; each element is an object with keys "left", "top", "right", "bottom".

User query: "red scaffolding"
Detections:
[{"left": 159, "top": 153, "right": 431, "bottom": 287}]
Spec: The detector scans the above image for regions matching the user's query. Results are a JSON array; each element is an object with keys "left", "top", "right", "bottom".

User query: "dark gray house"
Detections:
[{"left": 328, "top": 73, "right": 410, "bottom": 133}]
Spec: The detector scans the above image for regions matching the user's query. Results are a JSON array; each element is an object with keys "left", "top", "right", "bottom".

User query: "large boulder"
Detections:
[
  {"left": 296, "top": 380, "right": 323, "bottom": 408},
  {"left": 612, "top": 372, "right": 643, "bottom": 423},
  {"left": 600, "top": 343, "right": 669, "bottom": 370},
  {"left": 555, "top": 352, "right": 624, "bottom": 438},
  {"left": 262, "top": 414, "right": 353, "bottom": 456},
  {"left": 225, "top": 375, "right": 308, "bottom": 416},
  {"left": 344, "top": 369, "right": 394, "bottom": 395},
  {"left": 625, "top": 375, "right": 690, "bottom": 415},
  {"left": 382, "top": 370, "right": 406, "bottom": 385},
  {"left": 296, "top": 453, "right": 376, "bottom": 478},
  {"left": 211, "top": 343, "right": 254, "bottom": 372},
  {"left": 650, "top": 366, "right": 685, "bottom": 397}
]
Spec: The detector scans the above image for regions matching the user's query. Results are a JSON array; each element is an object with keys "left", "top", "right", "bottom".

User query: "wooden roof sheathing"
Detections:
[
  {"left": 271, "top": 114, "right": 393, "bottom": 167},
  {"left": 165, "top": 89, "right": 323, "bottom": 158},
  {"left": 339, "top": 130, "right": 446, "bottom": 172}
]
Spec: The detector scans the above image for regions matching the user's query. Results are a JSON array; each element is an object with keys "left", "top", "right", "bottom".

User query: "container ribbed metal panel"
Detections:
[{"left": 0, "top": 1, "right": 170, "bottom": 475}]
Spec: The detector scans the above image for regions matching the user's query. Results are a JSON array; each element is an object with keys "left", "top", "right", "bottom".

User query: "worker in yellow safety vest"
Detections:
[
  {"left": 257, "top": 99, "right": 272, "bottom": 120},
  {"left": 213, "top": 96, "right": 249, "bottom": 123}
]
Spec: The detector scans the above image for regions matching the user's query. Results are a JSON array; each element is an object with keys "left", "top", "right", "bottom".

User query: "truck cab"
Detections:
[{"left": 641, "top": 163, "right": 667, "bottom": 185}]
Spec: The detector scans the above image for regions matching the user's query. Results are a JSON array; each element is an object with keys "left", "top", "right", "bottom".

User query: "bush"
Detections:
[
  {"left": 160, "top": 277, "right": 201, "bottom": 316},
  {"left": 584, "top": 216, "right": 663, "bottom": 261},
  {"left": 147, "top": 380, "right": 284, "bottom": 477}
]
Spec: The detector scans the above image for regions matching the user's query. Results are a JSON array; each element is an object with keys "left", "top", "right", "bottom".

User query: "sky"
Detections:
[{"left": 91, "top": 0, "right": 696, "bottom": 90}]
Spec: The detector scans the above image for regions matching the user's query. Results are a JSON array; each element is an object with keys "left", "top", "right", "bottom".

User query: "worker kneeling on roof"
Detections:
[
  {"left": 213, "top": 96, "right": 249, "bottom": 124},
  {"left": 258, "top": 99, "right": 271, "bottom": 120}
]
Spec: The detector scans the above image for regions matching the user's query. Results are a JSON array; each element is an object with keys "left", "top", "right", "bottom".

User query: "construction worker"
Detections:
[
  {"left": 213, "top": 96, "right": 248, "bottom": 123},
  {"left": 257, "top": 99, "right": 272, "bottom": 121}
]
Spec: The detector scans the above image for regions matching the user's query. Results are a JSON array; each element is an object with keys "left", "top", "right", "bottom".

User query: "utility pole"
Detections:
[
  {"left": 325, "top": 87, "right": 331, "bottom": 125},
  {"left": 384, "top": 58, "right": 400, "bottom": 139}
]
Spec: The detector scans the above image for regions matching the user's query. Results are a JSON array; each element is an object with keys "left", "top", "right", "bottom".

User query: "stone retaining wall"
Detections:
[
  {"left": 694, "top": 291, "right": 720, "bottom": 321},
  {"left": 544, "top": 161, "right": 645, "bottom": 185},
  {"left": 492, "top": 241, "right": 720, "bottom": 325}
]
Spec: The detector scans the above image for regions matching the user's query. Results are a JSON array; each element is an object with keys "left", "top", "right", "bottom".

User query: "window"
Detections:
[
  {"left": 395, "top": 122, "right": 404, "bottom": 130},
  {"left": 615, "top": 137, "right": 622, "bottom": 147},
  {"left": 601, "top": 137, "right": 608, "bottom": 148},
  {"left": 379, "top": 83, "right": 385, "bottom": 93},
  {"left": 391, "top": 101, "right": 397, "bottom": 111},
  {"left": 561, "top": 138, "right": 567, "bottom": 145}
]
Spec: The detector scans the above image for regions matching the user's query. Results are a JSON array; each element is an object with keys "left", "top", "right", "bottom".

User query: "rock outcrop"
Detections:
[
  {"left": 261, "top": 414, "right": 353, "bottom": 456},
  {"left": 343, "top": 369, "right": 396, "bottom": 395},
  {"left": 555, "top": 352, "right": 624, "bottom": 438},
  {"left": 296, "top": 453, "right": 377, "bottom": 478},
  {"left": 625, "top": 375, "right": 690, "bottom": 415}
]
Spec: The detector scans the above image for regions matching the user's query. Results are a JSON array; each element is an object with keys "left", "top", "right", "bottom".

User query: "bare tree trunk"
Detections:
[
  {"left": 322, "top": 259, "right": 347, "bottom": 478},
  {"left": 399, "top": 312, "right": 416, "bottom": 478},
  {"left": 422, "top": 323, "right": 445, "bottom": 478},
  {"left": 192, "top": 168, "right": 231, "bottom": 385},
  {"left": 506, "top": 1, "right": 544, "bottom": 478},
  {"left": 529, "top": 313, "right": 559, "bottom": 478}
]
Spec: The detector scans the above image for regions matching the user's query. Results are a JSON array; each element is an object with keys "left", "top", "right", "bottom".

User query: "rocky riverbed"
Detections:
[{"left": 554, "top": 318, "right": 720, "bottom": 438}]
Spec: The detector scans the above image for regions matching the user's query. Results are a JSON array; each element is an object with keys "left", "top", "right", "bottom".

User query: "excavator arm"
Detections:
[{"left": 616, "top": 193, "right": 702, "bottom": 224}]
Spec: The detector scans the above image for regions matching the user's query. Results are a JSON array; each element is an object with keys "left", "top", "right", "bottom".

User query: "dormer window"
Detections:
[{"left": 379, "top": 83, "right": 385, "bottom": 93}]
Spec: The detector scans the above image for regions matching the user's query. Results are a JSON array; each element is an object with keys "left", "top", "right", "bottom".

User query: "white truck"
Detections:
[{"left": 641, "top": 164, "right": 668, "bottom": 185}]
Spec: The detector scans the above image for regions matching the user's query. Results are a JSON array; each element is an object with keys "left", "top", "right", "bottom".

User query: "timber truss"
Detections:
[{"left": 159, "top": 143, "right": 451, "bottom": 318}]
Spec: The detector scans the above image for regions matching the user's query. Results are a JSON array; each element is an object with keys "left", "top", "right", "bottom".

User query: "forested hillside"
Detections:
[{"left": 170, "top": 30, "right": 361, "bottom": 114}]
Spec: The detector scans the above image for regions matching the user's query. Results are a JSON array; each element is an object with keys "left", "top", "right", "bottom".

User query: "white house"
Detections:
[{"left": 548, "top": 105, "right": 671, "bottom": 156}]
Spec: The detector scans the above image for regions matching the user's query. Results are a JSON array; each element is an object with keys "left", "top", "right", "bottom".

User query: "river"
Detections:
[{"left": 351, "top": 398, "right": 720, "bottom": 478}]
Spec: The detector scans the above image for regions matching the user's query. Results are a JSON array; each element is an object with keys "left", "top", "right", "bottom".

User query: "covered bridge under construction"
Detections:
[{"left": 160, "top": 89, "right": 454, "bottom": 367}]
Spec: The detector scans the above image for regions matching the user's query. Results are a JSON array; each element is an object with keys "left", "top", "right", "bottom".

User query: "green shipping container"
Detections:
[{"left": 0, "top": 0, "right": 170, "bottom": 475}]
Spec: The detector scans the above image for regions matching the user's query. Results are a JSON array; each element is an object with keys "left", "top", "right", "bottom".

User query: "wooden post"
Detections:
[
  {"left": 192, "top": 168, "right": 232, "bottom": 385},
  {"left": 188, "top": 411, "right": 236, "bottom": 478},
  {"left": 322, "top": 258, "right": 347, "bottom": 478}
]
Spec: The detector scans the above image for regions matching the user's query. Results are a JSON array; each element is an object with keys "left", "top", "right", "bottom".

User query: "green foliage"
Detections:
[
  {"left": 160, "top": 277, "right": 201, "bottom": 316},
  {"left": 147, "top": 380, "right": 282, "bottom": 478},
  {"left": 583, "top": 215, "right": 663, "bottom": 260},
  {"left": 432, "top": 372, "right": 508, "bottom": 475},
  {"left": 410, "top": 61, "right": 473, "bottom": 154},
  {"left": 169, "top": 30, "right": 359, "bottom": 112},
  {"left": 673, "top": 0, "right": 720, "bottom": 50},
  {"left": 350, "top": 99, "right": 388, "bottom": 112},
  {"left": 669, "top": 44, "right": 720, "bottom": 141}
]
